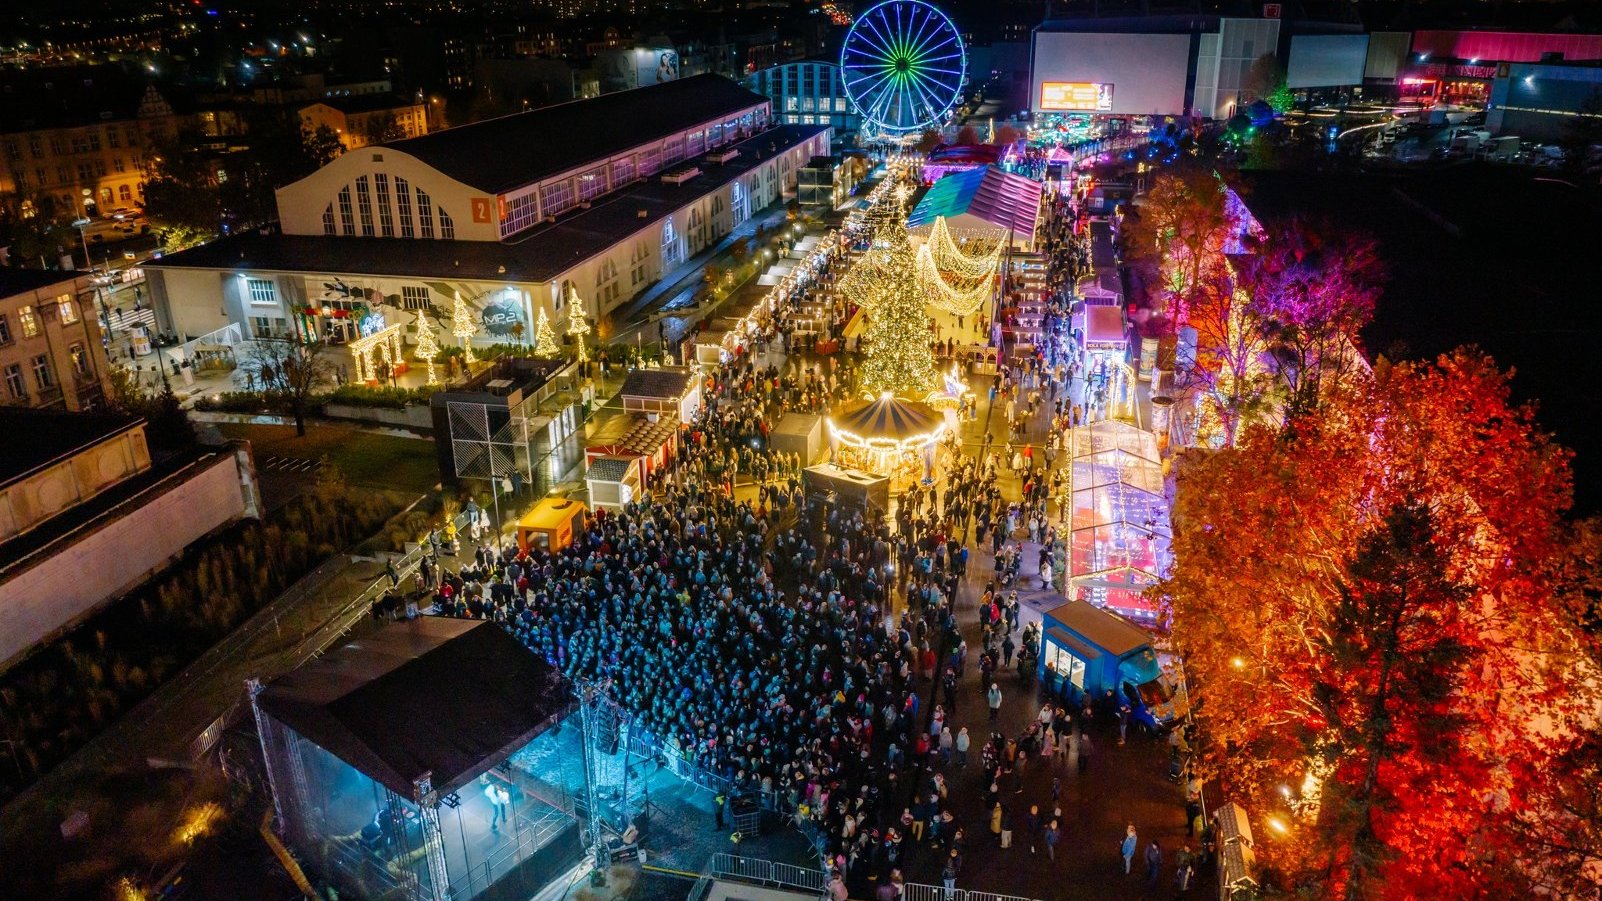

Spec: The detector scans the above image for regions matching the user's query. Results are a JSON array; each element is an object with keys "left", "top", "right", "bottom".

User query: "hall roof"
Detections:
[
  {"left": 147, "top": 124, "right": 827, "bottom": 285},
  {"left": 256, "top": 618, "right": 569, "bottom": 797},
  {"left": 382, "top": 74, "right": 770, "bottom": 194}
]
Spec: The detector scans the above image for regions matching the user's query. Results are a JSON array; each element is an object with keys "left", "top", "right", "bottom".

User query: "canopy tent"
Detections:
[
  {"left": 256, "top": 618, "right": 569, "bottom": 798},
  {"left": 828, "top": 395, "right": 947, "bottom": 493},
  {"left": 1066, "top": 421, "right": 1171, "bottom": 624},
  {"left": 831, "top": 394, "right": 942, "bottom": 443},
  {"left": 906, "top": 165, "right": 1043, "bottom": 250}
]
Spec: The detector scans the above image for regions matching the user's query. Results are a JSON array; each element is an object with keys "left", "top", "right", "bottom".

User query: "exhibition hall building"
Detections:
[{"left": 144, "top": 75, "right": 829, "bottom": 349}]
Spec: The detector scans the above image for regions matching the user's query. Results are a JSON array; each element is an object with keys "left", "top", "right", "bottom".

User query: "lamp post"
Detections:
[{"left": 71, "top": 217, "right": 93, "bottom": 271}]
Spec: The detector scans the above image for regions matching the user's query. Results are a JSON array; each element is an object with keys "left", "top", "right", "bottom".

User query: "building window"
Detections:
[
  {"left": 540, "top": 180, "right": 575, "bottom": 218},
  {"left": 662, "top": 136, "right": 685, "bottom": 166},
  {"left": 611, "top": 155, "right": 635, "bottom": 185},
  {"left": 374, "top": 172, "right": 394, "bottom": 237},
  {"left": 439, "top": 207, "right": 455, "bottom": 240},
  {"left": 32, "top": 354, "right": 53, "bottom": 389},
  {"left": 18, "top": 305, "right": 39, "bottom": 338},
  {"left": 355, "top": 176, "right": 374, "bottom": 237},
  {"left": 637, "top": 147, "right": 661, "bottom": 177},
  {"left": 578, "top": 167, "right": 606, "bottom": 203},
  {"left": 107, "top": 128, "right": 120, "bottom": 148},
  {"left": 246, "top": 278, "right": 278, "bottom": 306},
  {"left": 57, "top": 295, "right": 78, "bottom": 324},
  {"left": 417, "top": 188, "right": 435, "bottom": 238},
  {"left": 69, "top": 343, "right": 90, "bottom": 377},
  {"left": 338, "top": 186, "right": 355, "bottom": 236},
  {"left": 4, "top": 364, "right": 24, "bottom": 400},
  {"left": 118, "top": 184, "right": 131, "bottom": 202},
  {"left": 401, "top": 285, "right": 431, "bottom": 310},
  {"left": 396, "top": 176, "right": 413, "bottom": 237},
  {"left": 322, "top": 203, "right": 337, "bottom": 235},
  {"left": 0, "top": 313, "right": 9, "bottom": 344},
  {"left": 503, "top": 190, "right": 538, "bottom": 236}
]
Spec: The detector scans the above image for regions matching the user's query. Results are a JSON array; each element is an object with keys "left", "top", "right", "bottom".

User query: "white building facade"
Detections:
[{"left": 146, "top": 75, "right": 829, "bottom": 352}]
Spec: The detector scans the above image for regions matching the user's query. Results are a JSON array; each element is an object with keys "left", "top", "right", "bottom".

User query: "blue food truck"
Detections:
[{"left": 1038, "top": 600, "right": 1188, "bottom": 731}]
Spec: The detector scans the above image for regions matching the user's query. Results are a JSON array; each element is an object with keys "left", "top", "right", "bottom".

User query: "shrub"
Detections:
[
  {"left": 192, "top": 391, "right": 273, "bottom": 414},
  {"left": 324, "top": 384, "right": 435, "bottom": 409},
  {"left": 0, "top": 470, "right": 401, "bottom": 804}
]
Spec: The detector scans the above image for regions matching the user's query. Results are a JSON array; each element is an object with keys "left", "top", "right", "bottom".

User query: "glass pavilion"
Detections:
[{"left": 1066, "top": 420, "right": 1172, "bottom": 623}]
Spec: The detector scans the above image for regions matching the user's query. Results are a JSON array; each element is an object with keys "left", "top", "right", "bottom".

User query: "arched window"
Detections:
[{"left": 322, "top": 204, "right": 336, "bottom": 236}]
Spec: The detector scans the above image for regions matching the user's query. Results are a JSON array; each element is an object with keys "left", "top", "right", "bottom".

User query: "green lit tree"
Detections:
[{"left": 854, "top": 225, "right": 936, "bottom": 398}]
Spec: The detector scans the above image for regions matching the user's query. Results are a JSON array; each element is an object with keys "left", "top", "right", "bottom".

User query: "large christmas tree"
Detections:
[{"left": 854, "top": 224, "right": 936, "bottom": 398}]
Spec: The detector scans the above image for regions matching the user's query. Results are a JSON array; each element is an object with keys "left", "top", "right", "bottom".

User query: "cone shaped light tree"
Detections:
[
  {"left": 412, "top": 312, "right": 441, "bottom": 384},
  {"left": 451, "top": 291, "right": 478, "bottom": 364},
  {"left": 532, "top": 307, "right": 560, "bottom": 357},
  {"left": 855, "top": 224, "right": 937, "bottom": 399}
]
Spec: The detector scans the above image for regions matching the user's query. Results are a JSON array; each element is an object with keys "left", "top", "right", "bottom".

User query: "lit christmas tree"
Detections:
[
  {"left": 565, "top": 286, "right": 592, "bottom": 363},
  {"left": 412, "top": 312, "right": 441, "bottom": 384},
  {"left": 450, "top": 291, "right": 478, "bottom": 364},
  {"left": 854, "top": 225, "right": 936, "bottom": 399},
  {"left": 532, "top": 307, "right": 559, "bottom": 357}
]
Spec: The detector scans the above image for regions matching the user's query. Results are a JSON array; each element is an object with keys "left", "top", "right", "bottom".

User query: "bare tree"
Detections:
[{"left": 239, "top": 339, "right": 334, "bottom": 437}]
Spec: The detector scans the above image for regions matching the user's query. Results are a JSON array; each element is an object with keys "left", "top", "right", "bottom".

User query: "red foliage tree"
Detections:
[{"left": 1159, "top": 348, "right": 1587, "bottom": 897}]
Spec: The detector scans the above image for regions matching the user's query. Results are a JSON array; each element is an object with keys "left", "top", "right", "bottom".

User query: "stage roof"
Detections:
[
  {"left": 257, "top": 618, "right": 569, "bottom": 797},
  {"left": 906, "top": 165, "right": 1042, "bottom": 248}
]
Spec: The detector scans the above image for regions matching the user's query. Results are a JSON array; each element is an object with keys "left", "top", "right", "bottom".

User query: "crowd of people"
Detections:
[{"left": 384, "top": 162, "right": 1204, "bottom": 897}]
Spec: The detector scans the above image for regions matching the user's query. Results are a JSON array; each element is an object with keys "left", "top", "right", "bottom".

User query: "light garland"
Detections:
[{"left": 916, "top": 243, "right": 996, "bottom": 316}]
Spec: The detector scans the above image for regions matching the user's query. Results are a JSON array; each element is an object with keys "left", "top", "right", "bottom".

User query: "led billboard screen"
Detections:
[{"left": 1039, "top": 82, "right": 1114, "bottom": 112}]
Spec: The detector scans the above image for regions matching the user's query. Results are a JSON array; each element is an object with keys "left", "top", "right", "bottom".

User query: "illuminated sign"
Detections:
[{"left": 1039, "top": 82, "right": 1114, "bottom": 112}]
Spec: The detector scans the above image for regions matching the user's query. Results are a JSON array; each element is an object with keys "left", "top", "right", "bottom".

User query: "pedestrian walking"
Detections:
[
  {"left": 714, "top": 792, "right": 727, "bottom": 831},
  {"left": 1120, "top": 825, "right": 1137, "bottom": 875},
  {"left": 1145, "top": 840, "right": 1162, "bottom": 885},
  {"left": 956, "top": 727, "right": 970, "bottom": 768},
  {"left": 1044, "top": 820, "right": 1059, "bottom": 861},
  {"left": 987, "top": 683, "right": 1003, "bottom": 721}
]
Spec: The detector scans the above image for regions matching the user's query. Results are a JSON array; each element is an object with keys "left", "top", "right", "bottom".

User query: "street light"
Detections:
[{"left": 71, "top": 217, "right": 93, "bottom": 271}]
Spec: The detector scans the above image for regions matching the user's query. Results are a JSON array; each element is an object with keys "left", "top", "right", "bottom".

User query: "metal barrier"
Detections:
[
  {"left": 707, "top": 853, "right": 825, "bottom": 894},
  {"left": 902, "top": 883, "right": 1041, "bottom": 901}
]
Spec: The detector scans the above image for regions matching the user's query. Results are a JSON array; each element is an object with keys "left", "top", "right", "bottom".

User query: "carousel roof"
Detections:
[{"left": 832, "top": 395, "right": 943, "bottom": 441}]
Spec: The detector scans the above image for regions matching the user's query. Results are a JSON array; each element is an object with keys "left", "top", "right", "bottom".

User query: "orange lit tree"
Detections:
[
  {"left": 1159, "top": 348, "right": 1589, "bottom": 896},
  {"left": 1126, "top": 164, "right": 1235, "bottom": 322}
]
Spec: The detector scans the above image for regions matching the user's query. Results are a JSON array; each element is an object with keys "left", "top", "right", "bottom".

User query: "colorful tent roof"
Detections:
[
  {"left": 906, "top": 165, "right": 1043, "bottom": 248},
  {"left": 832, "top": 395, "right": 943, "bottom": 442}
]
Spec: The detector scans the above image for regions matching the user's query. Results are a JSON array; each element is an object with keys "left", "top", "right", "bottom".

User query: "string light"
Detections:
[
  {"left": 412, "top": 311, "right": 441, "bottom": 384},
  {"left": 565, "top": 285, "right": 592, "bottom": 364},
  {"left": 850, "top": 223, "right": 938, "bottom": 399},
  {"left": 531, "top": 307, "right": 560, "bottom": 357}
]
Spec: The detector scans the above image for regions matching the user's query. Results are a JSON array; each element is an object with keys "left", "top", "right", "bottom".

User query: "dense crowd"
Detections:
[{"left": 383, "top": 166, "right": 1204, "bottom": 895}]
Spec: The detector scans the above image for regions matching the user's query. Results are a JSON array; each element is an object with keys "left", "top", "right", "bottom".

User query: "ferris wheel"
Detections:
[{"left": 839, "top": 0, "right": 967, "bottom": 134}]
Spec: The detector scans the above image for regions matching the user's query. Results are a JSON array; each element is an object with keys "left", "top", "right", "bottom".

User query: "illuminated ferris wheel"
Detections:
[{"left": 839, "top": 0, "right": 967, "bottom": 134}]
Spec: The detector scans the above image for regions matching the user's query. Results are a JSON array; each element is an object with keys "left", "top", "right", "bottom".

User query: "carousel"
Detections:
[{"left": 828, "top": 393, "right": 947, "bottom": 493}]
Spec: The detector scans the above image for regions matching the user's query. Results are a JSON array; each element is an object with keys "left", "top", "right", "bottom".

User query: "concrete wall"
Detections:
[
  {"left": 1032, "top": 32, "right": 1193, "bottom": 116},
  {"left": 0, "top": 446, "right": 259, "bottom": 672},
  {"left": 323, "top": 402, "right": 434, "bottom": 430},
  {"left": 0, "top": 425, "right": 151, "bottom": 540}
]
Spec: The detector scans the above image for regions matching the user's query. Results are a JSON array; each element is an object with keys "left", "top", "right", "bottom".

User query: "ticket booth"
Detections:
[{"left": 516, "top": 498, "right": 587, "bottom": 553}]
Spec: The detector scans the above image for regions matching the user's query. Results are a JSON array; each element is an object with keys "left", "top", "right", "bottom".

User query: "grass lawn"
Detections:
[{"left": 217, "top": 422, "right": 441, "bottom": 496}]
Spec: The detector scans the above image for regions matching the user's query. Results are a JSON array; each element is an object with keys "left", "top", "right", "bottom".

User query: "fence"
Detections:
[
  {"left": 707, "top": 853, "right": 825, "bottom": 895},
  {"left": 901, "top": 884, "right": 1041, "bottom": 901}
]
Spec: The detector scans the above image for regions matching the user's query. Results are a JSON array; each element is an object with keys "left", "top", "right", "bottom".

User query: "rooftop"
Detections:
[
  {"left": 0, "top": 268, "right": 87, "bottom": 298},
  {"left": 257, "top": 618, "right": 569, "bottom": 797},
  {"left": 148, "top": 124, "right": 827, "bottom": 285},
  {"left": 1042, "top": 600, "right": 1151, "bottom": 657},
  {"left": 0, "top": 408, "right": 142, "bottom": 490},
  {"left": 304, "top": 94, "right": 423, "bottom": 115},
  {"left": 382, "top": 74, "right": 769, "bottom": 194},
  {"left": 619, "top": 366, "right": 695, "bottom": 399},
  {"left": 0, "top": 65, "right": 159, "bottom": 134},
  {"left": 907, "top": 165, "right": 1043, "bottom": 244}
]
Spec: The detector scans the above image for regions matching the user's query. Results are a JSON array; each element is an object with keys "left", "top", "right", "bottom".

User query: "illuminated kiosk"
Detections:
[
  {"left": 1065, "top": 420, "right": 1171, "bottom": 624},
  {"left": 250, "top": 619, "right": 586, "bottom": 901},
  {"left": 828, "top": 393, "right": 946, "bottom": 493}
]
